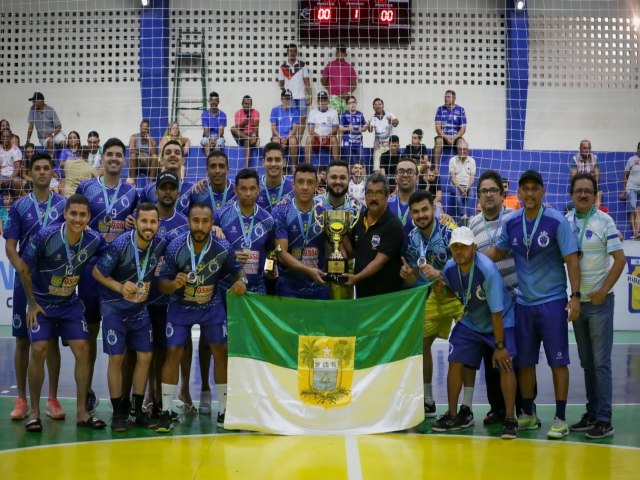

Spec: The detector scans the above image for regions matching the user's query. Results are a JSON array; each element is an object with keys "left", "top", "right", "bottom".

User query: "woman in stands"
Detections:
[{"left": 160, "top": 121, "right": 191, "bottom": 157}]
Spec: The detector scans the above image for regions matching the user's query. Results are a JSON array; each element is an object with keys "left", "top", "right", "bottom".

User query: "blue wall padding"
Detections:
[{"left": 505, "top": 6, "right": 529, "bottom": 150}]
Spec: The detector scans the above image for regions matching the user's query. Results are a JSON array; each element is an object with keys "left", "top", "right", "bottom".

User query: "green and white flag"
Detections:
[{"left": 225, "top": 286, "right": 426, "bottom": 435}]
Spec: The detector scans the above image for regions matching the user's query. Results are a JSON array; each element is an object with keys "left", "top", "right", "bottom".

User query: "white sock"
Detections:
[
  {"left": 216, "top": 384, "right": 228, "bottom": 413},
  {"left": 424, "top": 383, "right": 433, "bottom": 403},
  {"left": 462, "top": 387, "right": 474, "bottom": 409},
  {"left": 161, "top": 383, "right": 177, "bottom": 412}
]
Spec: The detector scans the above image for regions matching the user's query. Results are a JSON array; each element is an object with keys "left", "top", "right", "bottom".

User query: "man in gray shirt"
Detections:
[{"left": 26, "top": 92, "right": 66, "bottom": 156}]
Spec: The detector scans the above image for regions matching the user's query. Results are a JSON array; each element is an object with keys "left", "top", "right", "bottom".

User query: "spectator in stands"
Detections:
[
  {"left": 17, "top": 142, "right": 34, "bottom": 196},
  {"left": 26, "top": 92, "right": 67, "bottom": 157},
  {"left": 502, "top": 178, "right": 521, "bottom": 210},
  {"left": 231, "top": 95, "right": 260, "bottom": 169},
  {"left": 370, "top": 98, "right": 399, "bottom": 172},
  {"left": 405, "top": 129, "right": 430, "bottom": 168},
  {"left": 316, "top": 165, "right": 328, "bottom": 195},
  {"left": 270, "top": 89, "right": 300, "bottom": 168},
  {"left": 200, "top": 91, "right": 227, "bottom": 156},
  {"left": 0, "top": 129, "right": 23, "bottom": 196},
  {"left": 60, "top": 146, "right": 98, "bottom": 197},
  {"left": 160, "top": 121, "right": 190, "bottom": 157},
  {"left": 59, "top": 130, "right": 81, "bottom": 170},
  {"left": 86, "top": 131, "right": 102, "bottom": 175},
  {"left": 0, "top": 119, "right": 10, "bottom": 132},
  {"left": 305, "top": 91, "right": 340, "bottom": 165},
  {"left": 0, "top": 192, "right": 11, "bottom": 235},
  {"left": 621, "top": 142, "right": 640, "bottom": 238},
  {"left": 433, "top": 90, "right": 467, "bottom": 172},
  {"left": 278, "top": 43, "right": 313, "bottom": 137},
  {"left": 569, "top": 139, "right": 602, "bottom": 207},
  {"left": 321, "top": 45, "right": 358, "bottom": 115},
  {"left": 349, "top": 160, "right": 367, "bottom": 203},
  {"left": 448, "top": 139, "right": 476, "bottom": 225},
  {"left": 127, "top": 119, "right": 158, "bottom": 185},
  {"left": 11, "top": 134, "right": 20, "bottom": 148},
  {"left": 340, "top": 95, "right": 369, "bottom": 165},
  {"left": 418, "top": 164, "right": 444, "bottom": 216},
  {"left": 380, "top": 135, "right": 401, "bottom": 187}
]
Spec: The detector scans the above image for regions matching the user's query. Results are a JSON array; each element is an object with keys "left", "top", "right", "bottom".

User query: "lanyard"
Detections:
[
  {"left": 456, "top": 256, "right": 476, "bottom": 314},
  {"left": 324, "top": 193, "right": 348, "bottom": 211},
  {"left": 261, "top": 176, "right": 285, "bottom": 208},
  {"left": 61, "top": 223, "right": 83, "bottom": 276},
  {"left": 482, "top": 207, "right": 505, "bottom": 246},
  {"left": 209, "top": 180, "right": 230, "bottom": 212},
  {"left": 99, "top": 177, "right": 122, "bottom": 216},
  {"left": 572, "top": 206, "right": 596, "bottom": 253},
  {"left": 294, "top": 201, "right": 314, "bottom": 245},
  {"left": 187, "top": 234, "right": 212, "bottom": 280},
  {"left": 30, "top": 192, "right": 53, "bottom": 228},
  {"left": 417, "top": 221, "right": 438, "bottom": 266},
  {"left": 522, "top": 206, "right": 544, "bottom": 259},
  {"left": 395, "top": 197, "right": 410, "bottom": 227},
  {"left": 235, "top": 202, "right": 257, "bottom": 249},
  {"left": 131, "top": 230, "right": 152, "bottom": 287}
]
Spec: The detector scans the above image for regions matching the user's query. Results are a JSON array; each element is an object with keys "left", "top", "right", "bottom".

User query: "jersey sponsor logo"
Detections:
[
  {"left": 537, "top": 231, "right": 550, "bottom": 248},
  {"left": 184, "top": 284, "right": 214, "bottom": 304}
]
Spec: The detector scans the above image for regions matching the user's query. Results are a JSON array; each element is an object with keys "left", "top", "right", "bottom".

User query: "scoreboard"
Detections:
[{"left": 298, "top": 0, "right": 412, "bottom": 46}]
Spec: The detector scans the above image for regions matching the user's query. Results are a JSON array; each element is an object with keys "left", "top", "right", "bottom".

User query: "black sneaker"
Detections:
[
  {"left": 424, "top": 401, "right": 437, "bottom": 418},
  {"left": 431, "top": 411, "right": 462, "bottom": 432},
  {"left": 570, "top": 413, "right": 596, "bottom": 432},
  {"left": 134, "top": 411, "right": 157, "bottom": 429},
  {"left": 110, "top": 414, "right": 127, "bottom": 432},
  {"left": 501, "top": 417, "right": 518, "bottom": 440},
  {"left": 86, "top": 389, "right": 99, "bottom": 415},
  {"left": 585, "top": 421, "right": 614, "bottom": 439},
  {"left": 457, "top": 405, "right": 474, "bottom": 429},
  {"left": 216, "top": 412, "right": 225, "bottom": 428},
  {"left": 155, "top": 411, "right": 173, "bottom": 433},
  {"left": 483, "top": 410, "right": 506, "bottom": 426},
  {"left": 171, "top": 410, "right": 180, "bottom": 422}
]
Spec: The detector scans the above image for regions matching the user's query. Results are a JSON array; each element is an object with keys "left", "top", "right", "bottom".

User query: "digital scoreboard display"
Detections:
[{"left": 299, "top": 0, "right": 412, "bottom": 46}]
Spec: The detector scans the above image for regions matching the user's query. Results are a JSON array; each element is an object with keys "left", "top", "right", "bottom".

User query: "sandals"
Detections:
[
  {"left": 25, "top": 418, "right": 43, "bottom": 433},
  {"left": 76, "top": 416, "right": 107, "bottom": 430}
]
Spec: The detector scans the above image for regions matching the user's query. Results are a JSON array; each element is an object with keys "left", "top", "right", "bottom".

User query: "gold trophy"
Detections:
[
  {"left": 263, "top": 244, "right": 281, "bottom": 279},
  {"left": 323, "top": 210, "right": 351, "bottom": 284}
]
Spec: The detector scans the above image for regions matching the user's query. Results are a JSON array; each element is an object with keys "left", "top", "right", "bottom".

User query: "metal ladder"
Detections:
[{"left": 171, "top": 28, "right": 207, "bottom": 126}]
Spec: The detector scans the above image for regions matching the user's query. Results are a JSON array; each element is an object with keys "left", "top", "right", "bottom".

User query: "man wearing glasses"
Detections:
[{"left": 387, "top": 157, "right": 419, "bottom": 236}]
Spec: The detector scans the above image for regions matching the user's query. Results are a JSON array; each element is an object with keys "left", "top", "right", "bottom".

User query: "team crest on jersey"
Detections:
[
  {"left": 179, "top": 196, "right": 190, "bottom": 209},
  {"left": 106, "top": 329, "right": 118, "bottom": 346},
  {"left": 30, "top": 323, "right": 40, "bottom": 333},
  {"left": 121, "top": 197, "right": 130, "bottom": 207},
  {"left": 208, "top": 259, "right": 220, "bottom": 273},
  {"left": 585, "top": 230, "right": 593, "bottom": 239},
  {"left": 537, "top": 231, "right": 550, "bottom": 248},
  {"left": 476, "top": 285, "right": 486, "bottom": 301},
  {"left": 437, "top": 251, "right": 448, "bottom": 263},
  {"left": 12, "top": 314, "right": 21, "bottom": 329},
  {"left": 49, "top": 209, "right": 59, "bottom": 220},
  {"left": 371, "top": 235, "right": 381, "bottom": 249},
  {"left": 312, "top": 223, "right": 322, "bottom": 235},
  {"left": 254, "top": 224, "right": 264, "bottom": 237},
  {"left": 166, "top": 322, "right": 174, "bottom": 338}
]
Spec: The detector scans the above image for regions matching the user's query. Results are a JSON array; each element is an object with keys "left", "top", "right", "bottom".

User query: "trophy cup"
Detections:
[
  {"left": 263, "top": 244, "right": 282, "bottom": 279},
  {"left": 322, "top": 210, "right": 352, "bottom": 285}
]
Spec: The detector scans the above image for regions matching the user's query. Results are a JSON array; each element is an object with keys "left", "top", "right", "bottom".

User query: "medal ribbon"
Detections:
[
  {"left": 456, "top": 256, "right": 476, "bottom": 314},
  {"left": 294, "top": 201, "right": 314, "bottom": 245},
  {"left": 131, "top": 230, "right": 152, "bottom": 285},
  {"left": 396, "top": 197, "right": 410, "bottom": 227},
  {"left": 572, "top": 206, "right": 596, "bottom": 253},
  {"left": 30, "top": 192, "right": 53, "bottom": 228},
  {"left": 209, "top": 180, "right": 229, "bottom": 212},
  {"left": 522, "top": 206, "right": 544, "bottom": 258},
  {"left": 261, "top": 176, "right": 285, "bottom": 208},
  {"left": 61, "top": 223, "right": 83, "bottom": 275},
  {"left": 235, "top": 202, "right": 257, "bottom": 249},
  {"left": 188, "top": 234, "right": 212, "bottom": 275},
  {"left": 482, "top": 207, "right": 505, "bottom": 246}
]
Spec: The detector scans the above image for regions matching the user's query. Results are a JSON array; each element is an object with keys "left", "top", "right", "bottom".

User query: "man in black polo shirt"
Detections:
[{"left": 343, "top": 172, "right": 404, "bottom": 297}]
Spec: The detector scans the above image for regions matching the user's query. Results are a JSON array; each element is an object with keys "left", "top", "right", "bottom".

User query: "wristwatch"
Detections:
[
  {"left": 570, "top": 291, "right": 581, "bottom": 299},
  {"left": 494, "top": 341, "right": 505, "bottom": 350},
  {"left": 239, "top": 277, "right": 249, "bottom": 285}
]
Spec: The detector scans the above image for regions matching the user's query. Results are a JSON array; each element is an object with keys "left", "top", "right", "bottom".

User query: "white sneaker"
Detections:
[
  {"left": 547, "top": 417, "right": 569, "bottom": 439},
  {"left": 199, "top": 390, "right": 212, "bottom": 415}
]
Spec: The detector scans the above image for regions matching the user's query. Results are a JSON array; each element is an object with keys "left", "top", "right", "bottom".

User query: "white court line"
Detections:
[{"left": 345, "top": 434, "right": 363, "bottom": 480}]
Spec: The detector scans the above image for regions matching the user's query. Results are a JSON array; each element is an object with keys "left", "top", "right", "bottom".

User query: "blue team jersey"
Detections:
[
  {"left": 201, "top": 109, "right": 228, "bottom": 133},
  {"left": 215, "top": 202, "right": 275, "bottom": 293},
  {"left": 403, "top": 222, "right": 453, "bottom": 286},
  {"left": 190, "top": 179, "right": 236, "bottom": 214},
  {"left": 434, "top": 104, "right": 467, "bottom": 137},
  {"left": 96, "top": 230, "right": 168, "bottom": 317},
  {"left": 273, "top": 200, "right": 327, "bottom": 296},
  {"left": 270, "top": 105, "right": 300, "bottom": 138},
  {"left": 257, "top": 176, "right": 294, "bottom": 212},
  {"left": 442, "top": 252, "right": 515, "bottom": 333},
  {"left": 496, "top": 207, "right": 578, "bottom": 306},
  {"left": 340, "top": 110, "right": 367, "bottom": 147},
  {"left": 141, "top": 180, "right": 194, "bottom": 215},
  {"left": 22, "top": 223, "right": 105, "bottom": 306},
  {"left": 76, "top": 178, "right": 138, "bottom": 244},
  {"left": 387, "top": 195, "right": 414, "bottom": 237},
  {"left": 313, "top": 192, "right": 364, "bottom": 217},
  {"left": 159, "top": 231, "right": 241, "bottom": 309},
  {"left": 3, "top": 192, "right": 66, "bottom": 253},
  {"left": 150, "top": 210, "right": 190, "bottom": 306}
]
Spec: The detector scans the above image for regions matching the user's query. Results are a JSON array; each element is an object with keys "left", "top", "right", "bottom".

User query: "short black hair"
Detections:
[
  {"left": 327, "top": 159, "right": 349, "bottom": 173},
  {"left": 476, "top": 170, "right": 504, "bottom": 195},
  {"left": 207, "top": 148, "right": 228, "bottom": 165},
  {"left": 294, "top": 163, "right": 317, "bottom": 180},
  {"left": 389, "top": 135, "right": 400, "bottom": 144},
  {"left": 570, "top": 172, "right": 598, "bottom": 195},
  {"left": 263, "top": 141, "right": 285, "bottom": 158},
  {"left": 162, "top": 140, "right": 183, "bottom": 156},
  {"left": 209, "top": 91, "right": 219, "bottom": 98},
  {"left": 235, "top": 168, "right": 260, "bottom": 187},
  {"left": 103, "top": 137, "right": 126, "bottom": 154},
  {"left": 65, "top": 193, "right": 90, "bottom": 211},
  {"left": 188, "top": 200, "right": 213, "bottom": 217},
  {"left": 135, "top": 202, "right": 159, "bottom": 218},
  {"left": 412, "top": 128, "right": 423, "bottom": 137},
  {"left": 30, "top": 152, "right": 54, "bottom": 168},
  {"left": 87, "top": 130, "right": 100, "bottom": 139},
  {"left": 409, "top": 189, "right": 434, "bottom": 207}
]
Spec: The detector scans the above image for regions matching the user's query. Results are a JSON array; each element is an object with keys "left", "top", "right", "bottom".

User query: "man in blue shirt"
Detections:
[
  {"left": 256, "top": 142, "right": 294, "bottom": 213},
  {"left": 339, "top": 95, "right": 369, "bottom": 165},
  {"left": 19, "top": 194, "right": 107, "bottom": 432},
  {"left": 200, "top": 91, "right": 227, "bottom": 156},
  {"left": 486, "top": 170, "right": 581, "bottom": 439},
  {"left": 190, "top": 149, "right": 236, "bottom": 215},
  {"left": 433, "top": 90, "right": 467, "bottom": 172},
  {"left": 93, "top": 203, "right": 167, "bottom": 432},
  {"left": 270, "top": 89, "right": 300, "bottom": 167},
  {"left": 431, "top": 227, "right": 518, "bottom": 440}
]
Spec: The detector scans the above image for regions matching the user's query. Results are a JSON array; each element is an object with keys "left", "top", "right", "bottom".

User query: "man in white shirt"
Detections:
[
  {"left": 448, "top": 139, "right": 476, "bottom": 225},
  {"left": 369, "top": 98, "right": 399, "bottom": 172},
  {"left": 0, "top": 129, "right": 23, "bottom": 194},
  {"left": 278, "top": 43, "right": 313, "bottom": 138},
  {"left": 304, "top": 91, "right": 339, "bottom": 166}
]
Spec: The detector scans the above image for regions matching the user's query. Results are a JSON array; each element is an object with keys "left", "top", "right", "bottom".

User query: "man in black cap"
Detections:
[
  {"left": 26, "top": 92, "right": 66, "bottom": 157},
  {"left": 304, "top": 91, "right": 339, "bottom": 165}
]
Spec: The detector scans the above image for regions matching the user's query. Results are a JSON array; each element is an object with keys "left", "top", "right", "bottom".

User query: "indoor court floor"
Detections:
[{"left": 1, "top": 328, "right": 638, "bottom": 480}]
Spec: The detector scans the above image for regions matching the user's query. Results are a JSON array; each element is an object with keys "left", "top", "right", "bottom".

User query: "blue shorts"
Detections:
[
  {"left": 165, "top": 304, "right": 227, "bottom": 348},
  {"left": 292, "top": 98, "right": 308, "bottom": 117},
  {"left": 29, "top": 300, "right": 88, "bottom": 343},
  {"left": 515, "top": 299, "right": 570, "bottom": 368},
  {"left": 148, "top": 303, "right": 168, "bottom": 349},
  {"left": 78, "top": 266, "right": 101, "bottom": 324},
  {"left": 12, "top": 276, "right": 28, "bottom": 338},
  {"left": 102, "top": 310, "right": 153, "bottom": 355},
  {"left": 448, "top": 322, "right": 517, "bottom": 369}
]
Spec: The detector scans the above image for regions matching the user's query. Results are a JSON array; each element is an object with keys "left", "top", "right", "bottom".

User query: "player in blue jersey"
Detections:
[
  {"left": 339, "top": 95, "right": 369, "bottom": 165},
  {"left": 93, "top": 203, "right": 167, "bottom": 432},
  {"left": 430, "top": 227, "right": 518, "bottom": 439},
  {"left": 270, "top": 90, "right": 300, "bottom": 167},
  {"left": 76, "top": 137, "right": 139, "bottom": 414},
  {"left": 190, "top": 149, "right": 236, "bottom": 215},
  {"left": 19, "top": 194, "right": 107, "bottom": 432},
  {"left": 387, "top": 157, "right": 419, "bottom": 237},
  {"left": 197, "top": 168, "right": 276, "bottom": 414},
  {"left": 400, "top": 190, "right": 463, "bottom": 419},
  {"left": 155, "top": 201, "right": 248, "bottom": 432},
  {"left": 4, "top": 152, "right": 67, "bottom": 421},
  {"left": 486, "top": 170, "right": 581, "bottom": 439},
  {"left": 257, "top": 142, "right": 294, "bottom": 212},
  {"left": 139, "top": 140, "right": 193, "bottom": 215},
  {"left": 273, "top": 163, "right": 329, "bottom": 300}
]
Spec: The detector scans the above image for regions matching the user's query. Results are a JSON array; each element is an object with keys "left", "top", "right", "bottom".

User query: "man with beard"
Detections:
[
  {"left": 93, "top": 203, "right": 167, "bottom": 432},
  {"left": 256, "top": 142, "right": 294, "bottom": 212},
  {"left": 190, "top": 149, "right": 236, "bottom": 215},
  {"left": 156, "top": 202, "right": 247, "bottom": 432},
  {"left": 387, "top": 157, "right": 418, "bottom": 236},
  {"left": 400, "top": 190, "right": 463, "bottom": 419}
]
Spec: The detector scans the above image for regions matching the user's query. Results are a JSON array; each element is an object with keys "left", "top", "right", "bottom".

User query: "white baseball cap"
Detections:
[{"left": 449, "top": 226, "right": 476, "bottom": 246}]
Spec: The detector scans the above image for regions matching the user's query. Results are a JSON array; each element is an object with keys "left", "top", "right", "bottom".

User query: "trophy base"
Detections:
[{"left": 329, "top": 282, "right": 354, "bottom": 300}]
